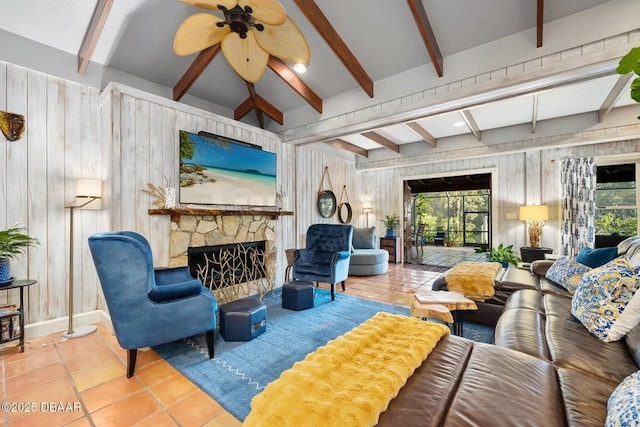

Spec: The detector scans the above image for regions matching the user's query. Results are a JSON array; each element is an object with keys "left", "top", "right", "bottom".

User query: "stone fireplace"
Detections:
[{"left": 168, "top": 214, "right": 276, "bottom": 303}]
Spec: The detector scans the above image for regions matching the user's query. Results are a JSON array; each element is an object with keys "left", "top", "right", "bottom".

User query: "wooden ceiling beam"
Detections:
[
  {"left": 293, "top": 0, "right": 374, "bottom": 98},
  {"left": 361, "top": 131, "right": 400, "bottom": 153},
  {"left": 234, "top": 97, "right": 254, "bottom": 122},
  {"left": 407, "top": 0, "right": 443, "bottom": 77},
  {"left": 173, "top": 44, "right": 221, "bottom": 101},
  {"left": 245, "top": 82, "right": 265, "bottom": 129},
  {"left": 77, "top": 0, "right": 114, "bottom": 73},
  {"left": 460, "top": 110, "right": 481, "bottom": 141},
  {"left": 598, "top": 74, "right": 633, "bottom": 123},
  {"left": 267, "top": 57, "right": 322, "bottom": 113},
  {"left": 254, "top": 96, "right": 284, "bottom": 125},
  {"left": 405, "top": 122, "right": 436, "bottom": 147},
  {"left": 537, "top": 0, "right": 544, "bottom": 48},
  {"left": 235, "top": 84, "right": 284, "bottom": 127},
  {"left": 326, "top": 139, "right": 369, "bottom": 158}
]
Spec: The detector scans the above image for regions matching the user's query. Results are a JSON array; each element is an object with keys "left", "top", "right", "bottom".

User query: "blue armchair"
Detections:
[
  {"left": 293, "top": 224, "right": 354, "bottom": 301},
  {"left": 88, "top": 231, "right": 217, "bottom": 377}
]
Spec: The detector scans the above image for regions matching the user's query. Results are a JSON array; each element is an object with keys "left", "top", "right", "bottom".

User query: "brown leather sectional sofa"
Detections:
[{"left": 378, "top": 263, "right": 639, "bottom": 425}]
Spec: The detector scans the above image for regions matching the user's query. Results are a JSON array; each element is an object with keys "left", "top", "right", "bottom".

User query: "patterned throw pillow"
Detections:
[
  {"left": 606, "top": 370, "right": 640, "bottom": 427},
  {"left": 572, "top": 258, "right": 640, "bottom": 342},
  {"left": 618, "top": 236, "right": 640, "bottom": 255},
  {"left": 627, "top": 244, "right": 640, "bottom": 269},
  {"left": 545, "top": 256, "right": 592, "bottom": 294}
]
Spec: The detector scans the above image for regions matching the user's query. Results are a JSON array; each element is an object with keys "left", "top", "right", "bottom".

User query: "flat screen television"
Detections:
[{"left": 179, "top": 130, "right": 277, "bottom": 207}]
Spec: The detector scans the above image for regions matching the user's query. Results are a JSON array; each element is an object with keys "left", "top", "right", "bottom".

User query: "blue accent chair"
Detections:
[
  {"left": 292, "top": 224, "right": 354, "bottom": 301},
  {"left": 88, "top": 231, "right": 217, "bottom": 378}
]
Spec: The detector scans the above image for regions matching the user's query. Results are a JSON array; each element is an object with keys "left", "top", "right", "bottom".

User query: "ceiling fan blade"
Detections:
[
  {"left": 255, "top": 17, "right": 310, "bottom": 63},
  {"left": 239, "top": 0, "right": 286, "bottom": 25},
  {"left": 179, "top": 0, "right": 237, "bottom": 10},
  {"left": 174, "top": 13, "right": 230, "bottom": 56},
  {"left": 221, "top": 31, "right": 269, "bottom": 83}
]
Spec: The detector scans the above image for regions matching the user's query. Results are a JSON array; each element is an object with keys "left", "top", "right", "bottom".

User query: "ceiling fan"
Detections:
[{"left": 174, "top": 0, "right": 311, "bottom": 83}]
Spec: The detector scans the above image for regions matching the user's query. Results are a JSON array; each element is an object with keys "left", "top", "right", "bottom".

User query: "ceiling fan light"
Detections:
[{"left": 293, "top": 63, "right": 307, "bottom": 73}]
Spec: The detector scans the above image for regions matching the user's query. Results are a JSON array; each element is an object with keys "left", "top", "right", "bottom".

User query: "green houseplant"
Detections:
[
  {"left": 475, "top": 243, "right": 520, "bottom": 267},
  {"left": 0, "top": 224, "right": 39, "bottom": 283},
  {"left": 383, "top": 214, "right": 400, "bottom": 238},
  {"left": 617, "top": 47, "right": 640, "bottom": 104}
]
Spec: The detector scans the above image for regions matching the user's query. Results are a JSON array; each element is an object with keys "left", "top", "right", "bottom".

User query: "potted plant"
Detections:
[
  {"left": 383, "top": 214, "right": 400, "bottom": 238},
  {"left": 475, "top": 243, "right": 520, "bottom": 267},
  {"left": 0, "top": 224, "right": 39, "bottom": 284}
]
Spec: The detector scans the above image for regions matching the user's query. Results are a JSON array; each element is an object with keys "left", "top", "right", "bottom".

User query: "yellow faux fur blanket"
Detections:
[
  {"left": 243, "top": 312, "right": 449, "bottom": 427},
  {"left": 445, "top": 261, "right": 502, "bottom": 301}
]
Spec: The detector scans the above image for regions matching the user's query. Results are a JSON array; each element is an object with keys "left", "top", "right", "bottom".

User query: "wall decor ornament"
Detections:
[
  {"left": 165, "top": 187, "right": 176, "bottom": 209},
  {"left": 317, "top": 166, "right": 336, "bottom": 218},
  {"left": 0, "top": 110, "right": 25, "bottom": 141},
  {"left": 337, "top": 185, "right": 353, "bottom": 224},
  {"left": 276, "top": 185, "right": 286, "bottom": 211}
]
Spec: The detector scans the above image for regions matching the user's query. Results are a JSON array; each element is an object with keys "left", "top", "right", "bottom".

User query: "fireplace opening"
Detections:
[{"left": 187, "top": 241, "right": 267, "bottom": 289}]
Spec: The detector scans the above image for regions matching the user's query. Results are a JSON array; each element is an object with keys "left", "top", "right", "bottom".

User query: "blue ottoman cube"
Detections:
[
  {"left": 282, "top": 280, "right": 315, "bottom": 310},
  {"left": 219, "top": 298, "right": 267, "bottom": 341}
]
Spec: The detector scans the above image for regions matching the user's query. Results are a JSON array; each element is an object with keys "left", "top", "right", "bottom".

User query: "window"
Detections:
[
  {"left": 414, "top": 190, "right": 490, "bottom": 247},
  {"left": 595, "top": 163, "right": 638, "bottom": 240}
]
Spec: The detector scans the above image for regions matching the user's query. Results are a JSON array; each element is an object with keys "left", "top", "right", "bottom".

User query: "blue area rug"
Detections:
[{"left": 154, "top": 289, "right": 494, "bottom": 421}]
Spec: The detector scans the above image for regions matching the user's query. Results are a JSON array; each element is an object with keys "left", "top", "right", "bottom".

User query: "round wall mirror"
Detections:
[
  {"left": 317, "top": 190, "right": 337, "bottom": 218},
  {"left": 338, "top": 203, "right": 352, "bottom": 223}
]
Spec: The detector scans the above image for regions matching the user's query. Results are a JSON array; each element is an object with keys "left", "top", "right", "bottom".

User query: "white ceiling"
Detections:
[{"left": 0, "top": 0, "right": 637, "bottom": 159}]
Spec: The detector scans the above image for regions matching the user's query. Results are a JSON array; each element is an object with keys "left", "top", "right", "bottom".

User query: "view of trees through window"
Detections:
[
  {"left": 595, "top": 164, "right": 637, "bottom": 237},
  {"left": 414, "top": 190, "right": 491, "bottom": 247}
]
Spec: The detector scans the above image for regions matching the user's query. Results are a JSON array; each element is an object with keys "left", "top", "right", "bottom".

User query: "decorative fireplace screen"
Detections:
[{"left": 187, "top": 241, "right": 273, "bottom": 302}]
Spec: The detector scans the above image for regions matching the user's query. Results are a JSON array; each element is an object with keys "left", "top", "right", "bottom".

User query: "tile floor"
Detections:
[
  {"left": 407, "top": 245, "right": 487, "bottom": 268},
  {"left": 0, "top": 263, "right": 446, "bottom": 426}
]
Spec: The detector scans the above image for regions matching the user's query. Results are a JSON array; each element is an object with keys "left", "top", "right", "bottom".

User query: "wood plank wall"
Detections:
[
  {"left": 0, "top": 62, "right": 106, "bottom": 323},
  {"left": 101, "top": 84, "right": 297, "bottom": 284},
  {"left": 2, "top": 59, "right": 638, "bottom": 328},
  {"left": 356, "top": 139, "right": 640, "bottom": 255},
  {"left": 293, "top": 148, "right": 357, "bottom": 248}
]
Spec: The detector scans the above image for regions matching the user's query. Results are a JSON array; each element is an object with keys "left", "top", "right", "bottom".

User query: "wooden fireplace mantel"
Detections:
[{"left": 148, "top": 208, "right": 294, "bottom": 222}]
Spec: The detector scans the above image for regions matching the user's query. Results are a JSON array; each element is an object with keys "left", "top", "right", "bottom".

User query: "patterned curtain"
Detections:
[{"left": 561, "top": 157, "right": 596, "bottom": 256}]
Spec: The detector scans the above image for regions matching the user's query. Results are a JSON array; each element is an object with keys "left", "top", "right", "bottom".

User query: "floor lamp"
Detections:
[
  {"left": 362, "top": 207, "right": 372, "bottom": 227},
  {"left": 64, "top": 178, "right": 102, "bottom": 339}
]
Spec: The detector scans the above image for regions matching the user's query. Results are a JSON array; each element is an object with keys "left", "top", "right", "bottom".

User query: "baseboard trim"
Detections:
[{"left": 24, "top": 310, "right": 114, "bottom": 340}]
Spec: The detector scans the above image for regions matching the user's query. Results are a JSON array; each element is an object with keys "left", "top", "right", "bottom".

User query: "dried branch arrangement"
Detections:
[{"left": 141, "top": 176, "right": 171, "bottom": 208}]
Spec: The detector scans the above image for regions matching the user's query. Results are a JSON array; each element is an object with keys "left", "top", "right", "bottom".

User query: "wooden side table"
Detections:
[
  {"left": 411, "top": 291, "right": 477, "bottom": 336},
  {"left": 520, "top": 247, "right": 553, "bottom": 263},
  {"left": 284, "top": 248, "right": 297, "bottom": 282},
  {"left": 380, "top": 237, "right": 402, "bottom": 264},
  {"left": 0, "top": 279, "right": 36, "bottom": 352}
]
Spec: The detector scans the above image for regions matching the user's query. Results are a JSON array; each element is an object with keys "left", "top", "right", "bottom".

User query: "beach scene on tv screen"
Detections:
[{"left": 179, "top": 131, "right": 277, "bottom": 206}]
